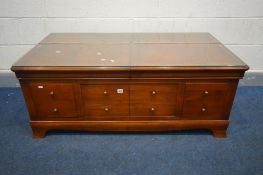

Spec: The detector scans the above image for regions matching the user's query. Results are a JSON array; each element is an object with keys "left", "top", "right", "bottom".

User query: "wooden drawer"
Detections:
[
  {"left": 130, "top": 84, "right": 177, "bottom": 102},
  {"left": 30, "top": 83, "right": 75, "bottom": 101},
  {"left": 29, "top": 83, "right": 78, "bottom": 117},
  {"left": 182, "top": 82, "right": 230, "bottom": 119},
  {"left": 35, "top": 101, "right": 77, "bottom": 117},
  {"left": 83, "top": 102, "right": 129, "bottom": 116},
  {"left": 130, "top": 84, "right": 178, "bottom": 116},
  {"left": 81, "top": 85, "right": 129, "bottom": 101},
  {"left": 81, "top": 85, "right": 129, "bottom": 116},
  {"left": 130, "top": 103, "right": 176, "bottom": 116}
]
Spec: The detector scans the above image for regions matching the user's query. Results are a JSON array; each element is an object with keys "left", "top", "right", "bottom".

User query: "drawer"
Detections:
[
  {"left": 130, "top": 84, "right": 178, "bottom": 103},
  {"left": 81, "top": 85, "right": 129, "bottom": 102},
  {"left": 130, "top": 103, "right": 176, "bottom": 116},
  {"left": 30, "top": 83, "right": 75, "bottom": 101},
  {"left": 130, "top": 84, "right": 178, "bottom": 116},
  {"left": 182, "top": 82, "right": 230, "bottom": 119},
  {"left": 29, "top": 82, "right": 78, "bottom": 117},
  {"left": 36, "top": 101, "right": 78, "bottom": 117},
  {"left": 83, "top": 102, "right": 129, "bottom": 116}
]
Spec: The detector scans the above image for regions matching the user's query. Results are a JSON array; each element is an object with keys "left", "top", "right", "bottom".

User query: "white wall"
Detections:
[{"left": 0, "top": 0, "right": 263, "bottom": 70}]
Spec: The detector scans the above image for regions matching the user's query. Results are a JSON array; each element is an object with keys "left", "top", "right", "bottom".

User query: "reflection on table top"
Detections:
[{"left": 13, "top": 33, "right": 247, "bottom": 68}]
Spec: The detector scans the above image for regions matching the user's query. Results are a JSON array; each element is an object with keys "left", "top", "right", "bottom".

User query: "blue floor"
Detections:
[{"left": 0, "top": 87, "right": 262, "bottom": 175}]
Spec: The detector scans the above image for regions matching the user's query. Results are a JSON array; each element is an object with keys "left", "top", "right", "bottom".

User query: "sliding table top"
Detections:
[{"left": 12, "top": 33, "right": 248, "bottom": 70}]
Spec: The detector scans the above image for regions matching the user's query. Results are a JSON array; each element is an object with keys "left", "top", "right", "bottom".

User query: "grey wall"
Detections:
[{"left": 0, "top": 0, "right": 263, "bottom": 86}]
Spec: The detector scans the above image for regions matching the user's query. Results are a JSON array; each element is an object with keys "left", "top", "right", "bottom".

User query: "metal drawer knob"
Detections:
[
  {"left": 53, "top": 108, "right": 58, "bottom": 112},
  {"left": 103, "top": 91, "right": 108, "bottom": 95},
  {"left": 152, "top": 91, "right": 156, "bottom": 95},
  {"left": 104, "top": 107, "right": 109, "bottom": 111},
  {"left": 150, "top": 107, "right": 155, "bottom": 112},
  {"left": 204, "top": 91, "right": 209, "bottom": 94},
  {"left": 50, "top": 91, "right": 54, "bottom": 96},
  {"left": 201, "top": 108, "right": 206, "bottom": 112}
]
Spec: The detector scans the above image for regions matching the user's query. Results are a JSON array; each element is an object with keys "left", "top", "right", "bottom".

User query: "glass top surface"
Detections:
[{"left": 13, "top": 33, "right": 247, "bottom": 68}]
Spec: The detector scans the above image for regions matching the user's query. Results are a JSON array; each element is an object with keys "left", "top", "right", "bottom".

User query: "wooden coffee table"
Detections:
[{"left": 11, "top": 33, "right": 249, "bottom": 138}]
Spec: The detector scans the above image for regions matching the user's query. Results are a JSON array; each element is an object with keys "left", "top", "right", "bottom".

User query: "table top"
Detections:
[{"left": 12, "top": 33, "right": 248, "bottom": 70}]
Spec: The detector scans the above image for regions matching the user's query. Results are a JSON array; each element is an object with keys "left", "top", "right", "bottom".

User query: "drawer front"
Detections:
[
  {"left": 36, "top": 101, "right": 77, "bottom": 117},
  {"left": 130, "top": 84, "right": 178, "bottom": 116},
  {"left": 30, "top": 83, "right": 75, "bottom": 101},
  {"left": 182, "top": 83, "right": 230, "bottom": 119},
  {"left": 29, "top": 83, "right": 78, "bottom": 117},
  {"left": 81, "top": 85, "right": 129, "bottom": 101},
  {"left": 81, "top": 85, "right": 129, "bottom": 116},
  {"left": 83, "top": 103, "right": 129, "bottom": 116},
  {"left": 130, "top": 103, "right": 176, "bottom": 116}
]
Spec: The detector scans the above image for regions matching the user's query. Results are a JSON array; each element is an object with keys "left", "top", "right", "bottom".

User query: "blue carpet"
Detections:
[{"left": 0, "top": 87, "right": 262, "bottom": 175}]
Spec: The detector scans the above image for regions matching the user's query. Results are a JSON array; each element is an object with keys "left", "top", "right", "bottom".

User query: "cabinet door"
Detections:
[
  {"left": 182, "top": 82, "right": 234, "bottom": 119},
  {"left": 29, "top": 83, "right": 78, "bottom": 118},
  {"left": 130, "top": 84, "right": 178, "bottom": 116},
  {"left": 81, "top": 85, "right": 129, "bottom": 117}
]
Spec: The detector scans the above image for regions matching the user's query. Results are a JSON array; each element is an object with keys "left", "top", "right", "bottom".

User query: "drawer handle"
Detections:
[
  {"left": 103, "top": 91, "right": 108, "bottom": 95},
  {"left": 50, "top": 91, "right": 54, "bottom": 96},
  {"left": 152, "top": 91, "right": 157, "bottom": 95},
  {"left": 204, "top": 91, "right": 209, "bottom": 95},
  {"left": 201, "top": 108, "right": 206, "bottom": 112},
  {"left": 53, "top": 108, "right": 58, "bottom": 112},
  {"left": 150, "top": 107, "right": 155, "bottom": 112},
  {"left": 104, "top": 107, "right": 109, "bottom": 112}
]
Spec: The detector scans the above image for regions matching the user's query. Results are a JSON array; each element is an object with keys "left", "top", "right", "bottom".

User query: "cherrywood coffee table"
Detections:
[{"left": 11, "top": 33, "right": 249, "bottom": 138}]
